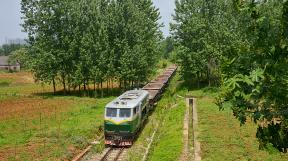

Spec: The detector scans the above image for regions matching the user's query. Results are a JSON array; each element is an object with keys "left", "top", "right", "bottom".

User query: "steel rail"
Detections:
[{"left": 100, "top": 147, "right": 125, "bottom": 161}]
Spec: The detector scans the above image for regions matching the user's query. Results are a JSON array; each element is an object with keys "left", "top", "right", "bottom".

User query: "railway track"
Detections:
[
  {"left": 73, "top": 65, "right": 178, "bottom": 161},
  {"left": 100, "top": 147, "right": 125, "bottom": 161}
]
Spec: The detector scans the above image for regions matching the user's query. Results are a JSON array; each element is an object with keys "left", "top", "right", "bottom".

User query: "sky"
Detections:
[
  {"left": 153, "top": 0, "right": 176, "bottom": 37},
  {"left": 0, "top": 0, "right": 175, "bottom": 45}
]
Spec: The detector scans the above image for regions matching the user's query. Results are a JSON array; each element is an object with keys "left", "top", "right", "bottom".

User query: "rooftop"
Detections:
[
  {"left": 106, "top": 90, "right": 149, "bottom": 108},
  {"left": 0, "top": 56, "right": 19, "bottom": 66}
]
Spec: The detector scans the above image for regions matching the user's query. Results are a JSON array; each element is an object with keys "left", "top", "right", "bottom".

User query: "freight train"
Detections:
[{"left": 104, "top": 65, "right": 177, "bottom": 146}]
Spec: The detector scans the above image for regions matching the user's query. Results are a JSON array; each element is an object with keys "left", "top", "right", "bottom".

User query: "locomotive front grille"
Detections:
[{"left": 113, "top": 135, "right": 123, "bottom": 141}]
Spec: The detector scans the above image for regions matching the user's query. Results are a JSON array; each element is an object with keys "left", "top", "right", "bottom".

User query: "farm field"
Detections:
[
  {"left": 189, "top": 88, "right": 288, "bottom": 161},
  {"left": 0, "top": 63, "right": 169, "bottom": 161},
  {"left": 0, "top": 71, "right": 114, "bottom": 160}
]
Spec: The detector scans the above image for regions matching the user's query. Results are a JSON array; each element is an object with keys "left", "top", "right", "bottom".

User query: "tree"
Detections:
[
  {"left": 9, "top": 48, "right": 29, "bottom": 68},
  {"left": 172, "top": 0, "right": 288, "bottom": 152},
  {"left": 0, "top": 47, "right": 3, "bottom": 56},
  {"left": 217, "top": 0, "right": 288, "bottom": 152},
  {"left": 172, "top": 0, "right": 230, "bottom": 86},
  {"left": 160, "top": 37, "right": 174, "bottom": 59},
  {"left": 0, "top": 43, "right": 25, "bottom": 56},
  {"left": 21, "top": 0, "right": 162, "bottom": 95}
]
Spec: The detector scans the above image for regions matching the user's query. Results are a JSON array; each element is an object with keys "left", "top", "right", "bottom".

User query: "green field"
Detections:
[
  {"left": 189, "top": 88, "right": 288, "bottom": 161},
  {"left": 0, "top": 72, "right": 115, "bottom": 160},
  {"left": 0, "top": 63, "right": 170, "bottom": 161}
]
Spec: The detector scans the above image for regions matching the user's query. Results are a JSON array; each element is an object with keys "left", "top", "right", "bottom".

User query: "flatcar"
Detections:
[{"left": 104, "top": 65, "right": 177, "bottom": 146}]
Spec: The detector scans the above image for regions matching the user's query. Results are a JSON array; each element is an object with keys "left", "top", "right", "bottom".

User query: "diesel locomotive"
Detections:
[{"left": 104, "top": 65, "right": 177, "bottom": 146}]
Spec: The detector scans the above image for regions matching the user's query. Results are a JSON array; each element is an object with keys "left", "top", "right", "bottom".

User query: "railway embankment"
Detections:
[{"left": 124, "top": 73, "right": 187, "bottom": 161}]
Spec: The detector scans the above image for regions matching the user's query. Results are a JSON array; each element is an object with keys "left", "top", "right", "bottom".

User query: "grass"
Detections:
[
  {"left": 0, "top": 96, "right": 114, "bottom": 160},
  {"left": 188, "top": 87, "right": 288, "bottom": 161},
  {"left": 0, "top": 79, "right": 12, "bottom": 87},
  {"left": 124, "top": 73, "right": 185, "bottom": 161},
  {"left": 0, "top": 63, "right": 172, "bottom": 160},
  {"left": 0, "top": 71, "right": 116, "bottom": 160},
  {"left": 148, "top": 96, "right": 185, "bottom": 161},
  {"left": 5, "top": 68, "right": 287, "bottom": 160},
  {"left": 0, "top": 70, "right": 9, "bottom": 74}
]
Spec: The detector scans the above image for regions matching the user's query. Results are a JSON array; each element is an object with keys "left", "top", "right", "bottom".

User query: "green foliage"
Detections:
[
  {"left": 160, "top": 36, "right": 174, "bottom": 59},
  {"left": 0, "top": 43, "right": 25, "bottom": 56},
  {"left": 9, "top": 48, "right": 29, "bottom": 69},
  {"left": 21, "top": 0, "right": 162, "bottom": 93},
  {"left": 217, "top": 1, "right": 288, "bottom": 152},
  {"left": 172, "top": 0, "right": 288, "bottom": 152},
  {"left": 172, "top": 0, "right": 229, "bottom": 86}
]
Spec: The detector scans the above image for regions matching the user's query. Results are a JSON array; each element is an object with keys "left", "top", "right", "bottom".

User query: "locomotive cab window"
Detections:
[
  {"left": 106, "top": 108, "right": 117, "bottom": 117},
  {"left": 120, "top": 108, "right": 131, "bottom": 118}
]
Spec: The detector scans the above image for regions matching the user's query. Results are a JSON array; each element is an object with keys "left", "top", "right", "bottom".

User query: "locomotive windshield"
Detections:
[
  {"left": 106, "top": 108, "right": 117, "bottom": 117},
  {"left": 119, "top": 108, "right": 131, "bottom": 118}
]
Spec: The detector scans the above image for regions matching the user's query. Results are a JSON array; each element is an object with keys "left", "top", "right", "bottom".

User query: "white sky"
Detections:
[
  {"left": 153, "top": 0, "right": 176, "bottom": 37},
  {"left": 0, "top": 0, "right": 175, "bottom": 45}
]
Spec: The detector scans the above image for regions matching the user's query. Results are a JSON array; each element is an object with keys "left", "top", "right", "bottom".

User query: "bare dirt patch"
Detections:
[{"left": 0, "top": 97, "right": 74, "bottom": 120}]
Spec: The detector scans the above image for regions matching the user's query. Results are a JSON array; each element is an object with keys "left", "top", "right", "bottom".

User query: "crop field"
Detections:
[
  {"left": 0, "top": 64, "right": 169, "bottom": 161},
  {"left": 0, "top": 71, "right": 114, "bottom": 160}
]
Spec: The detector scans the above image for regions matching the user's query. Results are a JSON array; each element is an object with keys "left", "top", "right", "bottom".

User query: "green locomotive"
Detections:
[
  {"left": 104, "top": 90, "right": 150, "bottom": 146},
  {"left": 104, "top": 65, "right": 177, "bottom": 146}
]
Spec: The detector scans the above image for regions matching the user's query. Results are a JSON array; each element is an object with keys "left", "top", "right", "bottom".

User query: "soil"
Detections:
[{"left": 0, "top": 97, "right": 74, "bottom": 120}]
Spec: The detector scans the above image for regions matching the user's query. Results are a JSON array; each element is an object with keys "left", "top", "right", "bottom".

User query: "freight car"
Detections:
[{"left": 104, "top": 65, "right": 177, "bottom": 146}]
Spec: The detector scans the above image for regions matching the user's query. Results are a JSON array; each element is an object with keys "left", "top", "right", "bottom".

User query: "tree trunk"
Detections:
[
  {"left": 119, "top": 80, "right": 122, "bottom": 89},
  {"left": 67, "top": 76, "right": 71, "bottom": 94},
  {"left": 87, "top": 82, "right": 90, "bottom": 97},
  {"left": 101, "top": 81, "right": 103, "bottom": 98},
  {"left": 129, "top": 80, "right": 131, "bottom": 89},
  {"left": 96, "top": 83, "right": 100, "bottom": 97},
  {"left": 197, "top": 72, "right": 200, "bottom": 89},
  {"left": 111, "top": 78, "right": 114, "bottom": 95},
  {"left": 83, "top": 80, "right": 86, "bottom": 92},
  {"left": 52, "top": 78, "right": 56, "bottom": 95},
  {"left": 62, "top": 77, "right": 66, "bottom": 95},
  {"left": 207, "top": 69, "right": 211, "bottom": 87},
  {"left": 106, "top": 79, "right": 109, "bottom": 95}
]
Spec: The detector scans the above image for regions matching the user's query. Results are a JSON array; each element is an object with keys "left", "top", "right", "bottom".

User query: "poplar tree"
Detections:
[{"left": 21, "top": 0, "right": 161, "bottom": 94}]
